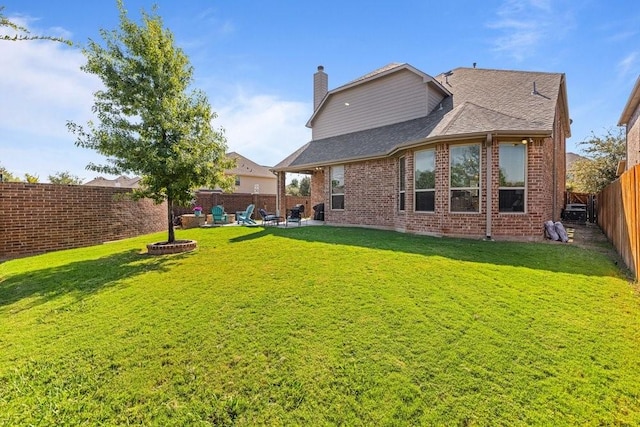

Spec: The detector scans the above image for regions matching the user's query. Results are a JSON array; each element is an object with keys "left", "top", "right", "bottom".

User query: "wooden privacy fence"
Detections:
[{"left": 597, "top": 164, "right": 639, "bottom": 280}]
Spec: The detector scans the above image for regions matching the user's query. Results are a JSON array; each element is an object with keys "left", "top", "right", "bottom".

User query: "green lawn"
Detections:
[{"left": 1, "top": 226, "right": 639, "bottom": 426}]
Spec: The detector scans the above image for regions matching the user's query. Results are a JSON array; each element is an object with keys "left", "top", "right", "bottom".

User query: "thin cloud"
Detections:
[
  {"left": 1, "top": 14, "right": 308, "bottom": 180},
  {"left": 195, "top": 7, "right": 235, "bottom": 36},
  {"left": 215, "top": 90, "right": 311, "bottom": 167},
  {"left": 618, "top": 52, "right": 639, "bottom": 78},
  {"left": 486, "top": 0, "right": 574, "bottom": 61},
  {"left": 606, "top": 30, "right": 638, "bottom": 43},
  {"left": 0, "top": 34, "right": 99, "bottom": 138}
]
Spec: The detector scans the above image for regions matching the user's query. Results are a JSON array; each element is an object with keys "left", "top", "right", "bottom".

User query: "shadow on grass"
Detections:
[
  {"left": 229, "top": 225, "right": 625, "bottom": 278},
  {"left": 0, "top": 249, "right": 189, "bottom": 310}
]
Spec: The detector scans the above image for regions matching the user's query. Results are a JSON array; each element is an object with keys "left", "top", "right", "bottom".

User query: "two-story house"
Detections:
[
  {"left": 225, "top": 152, "right": 277, "bottom": 195},
  {"left": 274, "top": 63, "right": 570, "bottom": 239}
]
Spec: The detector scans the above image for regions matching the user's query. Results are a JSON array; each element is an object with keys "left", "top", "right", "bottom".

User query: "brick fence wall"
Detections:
[
  {"left": 0, "top": 183, "right": 166, "bottom": 259},
  {"left": 0, "top": 184, "right": 312, "bottom": 260}
]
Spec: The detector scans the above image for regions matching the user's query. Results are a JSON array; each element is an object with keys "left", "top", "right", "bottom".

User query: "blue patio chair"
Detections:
[
  {"left": 211, "top": 205, "right": 229, "bottom": 224},
  {"left": 237, "top": 204, "right": 256, "bottom": 225}
]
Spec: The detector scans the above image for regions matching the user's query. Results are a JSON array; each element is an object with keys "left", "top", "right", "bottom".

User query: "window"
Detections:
[
  {"left": 499, "top": 144, "right": 526, "bottom": 212},
  {"left": 399, "top": 157, "right": 406, "bottom": 211},
  {"left": 331, "top": 165, "right": 344, "bottom": 210},
  {"left": 450, "top": 144, "right": 480, "bottom": 212},
  {"left": 235, "top": 176, "right": 240, "bottom": 186},
  {"left": 415, "top": 149, "right": 435, "bottom": 211}
]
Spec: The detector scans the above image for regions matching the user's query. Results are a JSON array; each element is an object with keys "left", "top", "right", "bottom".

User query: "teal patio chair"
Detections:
[
  {"left": 237, "top": 204, "right": 256, "bottom": 225},
  {"left": 211, "top": 205, "right": 229, "bottom": 224}
]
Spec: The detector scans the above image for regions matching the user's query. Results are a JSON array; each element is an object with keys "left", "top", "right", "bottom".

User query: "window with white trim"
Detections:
[
  {"left": 499, "top": 143, "right": 526, "bottom": 212},
  {"left": 450, "top": 144, "right": 480, "bottom": 212},
  {"left": 414, "top": 149, "right": 435, "bottom": 212},
  {"left": 399, "top": 157, "right": 406, "bottom": 211},
  {"left": 331, "top": 165, "right": 345, "bottom": 210}
]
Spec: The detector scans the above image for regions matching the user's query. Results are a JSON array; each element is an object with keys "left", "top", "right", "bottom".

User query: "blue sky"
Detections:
[{"left": 1, "top": 0, "right": 639, "bottom": 182}]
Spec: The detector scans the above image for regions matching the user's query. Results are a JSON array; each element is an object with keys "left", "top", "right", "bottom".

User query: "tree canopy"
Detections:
[
  {"left": 567, "top": 128, "right": 626, "bottom": 193},
  {"left": 67, "top": 1, "right": 234, "bottom": 243},
  {"left": 0, "top": 164, "right": 20, "bottom": 182},
  {"left": 286, "top": 176, "right": 311, "bottom": 196},
  {"left": 24, "top": 173, "right": 39, "bottom": 183},
  {"left": 48, "top": 171, "right": 83, "bottom": 185}
]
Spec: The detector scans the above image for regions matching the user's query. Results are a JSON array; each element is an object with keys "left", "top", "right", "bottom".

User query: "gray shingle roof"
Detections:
[
  {"left": 275, "top": 66, "right": 567, "bottom": 172},
  {"left": 227, "top": 152, "right": 275, "bottom": 178},
  {"left": 619, "top": 75, "right": 640, "bottom": 125}
]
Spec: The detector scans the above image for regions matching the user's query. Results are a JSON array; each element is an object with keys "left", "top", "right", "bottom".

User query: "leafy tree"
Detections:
[
  {"left": 67, "top": 1, "right": 234, "bottom": 243},
  {"left": 0, "top": 6, "right": 71, "bottom": 44},
  {"left": 415, "top": 170, "right": 435, "bottom": 189},
  {"left": 299, "top": 176, "right": 310, "bottom": 196},
  {"left": 48, "top": 171, "right": 83, "bottom": 185},
  {"left": 24, "top": 173, "right": 39, "bottom": 183},
  {"left": 0, "top": 164, "right": 20, "bottom": 182},
  {"left": 568, "top": 128, "right": 626, "bottom": 193},
  {"left": 286, "top": 178, "right": 300, "bottom": 196},
  {"left": 450, "top": 145, "right": 480, "bottom": 187}
]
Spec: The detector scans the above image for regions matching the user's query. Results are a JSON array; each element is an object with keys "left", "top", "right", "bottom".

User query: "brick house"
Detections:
[
  {"left": 274, "top": 63, "right": 571, "bottom": 239},
  {"left": 619, "top": 75, "right": 640, "bottom": 171}
]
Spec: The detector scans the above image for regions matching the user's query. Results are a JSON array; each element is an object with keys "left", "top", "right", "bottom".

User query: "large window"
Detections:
[
  {"left": 499, "top": 144, "right": 526, "bottom": 212},
  {"left": 450, "top": 144, "right": 480, "bottom": 212},
  {"left": 331, "top": 165, "right": 345, "bottom": 210},
  {"left": 415, "top": 149, "right": 435, "bottom": 211},
  {"left": 399, "top": 157, "right": 406, "bottom": 211}
]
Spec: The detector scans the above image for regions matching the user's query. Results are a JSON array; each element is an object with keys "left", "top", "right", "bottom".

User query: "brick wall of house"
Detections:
[
  {"left": 0, "top": 183, "right": 166, "bottom": 259},
  {"left": 322, "top": 135, "right": 563, "bottom": 240},
  {"left": 310, "top": 168, "right": 325, "bottom": 209}
]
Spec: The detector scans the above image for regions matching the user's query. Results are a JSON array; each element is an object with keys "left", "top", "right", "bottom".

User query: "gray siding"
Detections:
[
  {"left": 427, "top": 89, "right": 446, "bottom": 115},
  {"left": 312, "top": 69, "right": 432, "bottom": 140}
]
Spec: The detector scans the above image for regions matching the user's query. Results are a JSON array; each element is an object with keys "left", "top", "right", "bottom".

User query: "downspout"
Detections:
[
  {"left": 552, "top": 136, "right": 557, "bottom": 220},
  {"left": 275, "top": 171, "right": 281, "bottom": 217},
  {"left": 485, "top": 133, "right": 493, "bottom": 240}
]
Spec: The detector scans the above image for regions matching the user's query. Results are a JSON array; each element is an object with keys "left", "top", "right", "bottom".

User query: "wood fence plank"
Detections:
[{"left": 598, "top": 164, "right": 640, "bottom": 280}]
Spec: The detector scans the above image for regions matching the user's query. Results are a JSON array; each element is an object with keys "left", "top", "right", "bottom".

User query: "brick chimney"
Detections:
[{"left": 313, "top": 65, "right": 328, "bottom": 111}]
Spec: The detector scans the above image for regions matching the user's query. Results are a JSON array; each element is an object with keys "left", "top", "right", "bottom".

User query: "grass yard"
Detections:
[{"left": 1, "top": 226, "right": 639, "bottom": 425}]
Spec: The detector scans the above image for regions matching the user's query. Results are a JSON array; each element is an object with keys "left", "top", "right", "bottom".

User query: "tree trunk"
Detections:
[{"left": 167, "top": 197, "right": 175, "bottom": 243}]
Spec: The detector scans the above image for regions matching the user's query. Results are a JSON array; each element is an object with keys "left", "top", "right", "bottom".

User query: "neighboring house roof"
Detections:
[
  {"left": 566, "top": 152, "right": 587, "bottom": 169},
  {"left": 84, "top": 176, "right": 141, "bottom": 188},
  {"left": 226, "top": 152, "right": 275, "bottom": 178},
  {"left": 618, "top": 75, "right": 640, "bottom": 125},
  {"left": 275, "top": 66, "right": 570, "bottom": 172}
]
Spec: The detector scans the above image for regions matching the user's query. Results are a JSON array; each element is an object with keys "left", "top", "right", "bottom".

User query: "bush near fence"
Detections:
[
  {"left": 0, "top": 182, "right": 166, "bottom": 259},
  {"left": 597, "top": 164, "right": 639, "bottom": 280}
]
